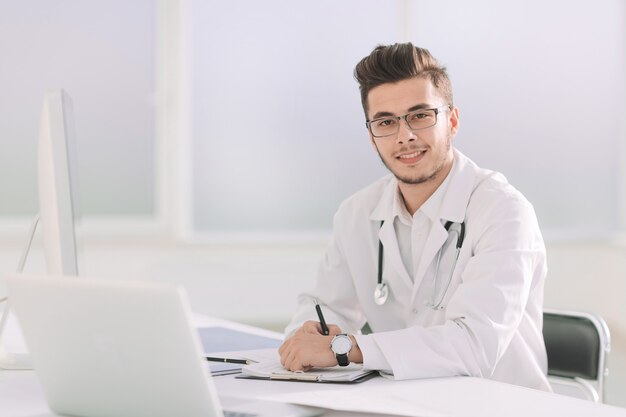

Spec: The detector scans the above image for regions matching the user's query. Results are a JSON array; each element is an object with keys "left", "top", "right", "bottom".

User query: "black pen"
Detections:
[
  {"left": 314, "top": 299, "right": 329, "bottom": 335},
  {"left": 205, "top": 356, "right": 253, "bottom": 365}
]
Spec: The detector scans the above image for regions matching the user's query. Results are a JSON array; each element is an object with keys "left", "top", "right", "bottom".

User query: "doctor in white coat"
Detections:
[{"left": 279, "top": 43, "right": 550, "bottom": 391}]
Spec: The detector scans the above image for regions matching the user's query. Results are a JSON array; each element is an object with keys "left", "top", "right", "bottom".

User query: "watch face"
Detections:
[{"left": 331, "top": 335, "right": 352, "bottom": 355}]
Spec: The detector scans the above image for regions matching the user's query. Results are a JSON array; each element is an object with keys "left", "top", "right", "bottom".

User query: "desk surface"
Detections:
[
  {"left": 2, "top": 369, "right": 626, "bottom": 417},
  {"left": 1, "top": 315, "right": 626, "bottom": 417}
]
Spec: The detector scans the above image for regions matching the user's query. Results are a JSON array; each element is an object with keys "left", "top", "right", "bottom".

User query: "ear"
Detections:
[{"left": 448, "top": 106, "right": 460, "bottom": 136}]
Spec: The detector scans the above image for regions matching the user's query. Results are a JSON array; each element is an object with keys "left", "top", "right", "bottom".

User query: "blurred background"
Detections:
[{"left": 0, "top": 0, "right": 624, "bottom": 407}]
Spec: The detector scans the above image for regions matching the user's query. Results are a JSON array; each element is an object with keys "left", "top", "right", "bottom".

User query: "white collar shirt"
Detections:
[{"left": 392, "top": 160, "right": 455, "bottom": 285}]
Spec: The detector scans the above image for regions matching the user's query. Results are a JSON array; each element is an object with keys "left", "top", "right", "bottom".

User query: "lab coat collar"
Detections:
[
  {"left": 391, "top": 187, "right": 412, "bottom": 226},
  {"left": 369, "top": 178, "right": 413, "bottom": 286},
  {"left": 438, "top": 149, "right": 478, "bottom": 224},
  {"left": 369, "top": 176, "right": 398, "bottom": 223},
  {"left": 419, "top": 158, "right": 455, "bottom": 225}
]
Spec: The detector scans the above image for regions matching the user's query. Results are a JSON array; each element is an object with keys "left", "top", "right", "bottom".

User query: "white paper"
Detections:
[{"left": 265, "top": 384, "right": 449, "bottom": 417}]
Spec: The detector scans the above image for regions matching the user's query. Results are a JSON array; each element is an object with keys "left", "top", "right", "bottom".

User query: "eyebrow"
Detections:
[{"left": 370, "top": 103, "right": 433, "bottom": 120}]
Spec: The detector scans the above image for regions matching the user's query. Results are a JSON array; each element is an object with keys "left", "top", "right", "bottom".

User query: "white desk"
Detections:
[
  {"left": 1, "top": 315, "right": 626, "bottom": 417},
  {"left": 2, "top": 368, "right": 626, "bottom": 417}
]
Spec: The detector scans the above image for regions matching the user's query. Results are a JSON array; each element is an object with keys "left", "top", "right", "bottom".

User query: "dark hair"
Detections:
[{"left": 354, "top": 43, "right": 453, "bottom": 118}]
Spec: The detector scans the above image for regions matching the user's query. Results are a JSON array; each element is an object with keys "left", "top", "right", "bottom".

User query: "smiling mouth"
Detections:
[
  {"left": 397, "top": 150, "right": 424, "bottom": 159},
  {"left": 396, "top": 149, "right": 426, "bottom": 164}
]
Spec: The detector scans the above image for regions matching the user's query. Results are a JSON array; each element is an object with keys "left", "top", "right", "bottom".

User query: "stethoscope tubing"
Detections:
[{"left": 375, "top": 220, "right": 466, "bottom": 309}]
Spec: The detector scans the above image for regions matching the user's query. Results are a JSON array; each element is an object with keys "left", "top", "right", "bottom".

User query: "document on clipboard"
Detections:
[{"left": 239, "top": 359, "right": 377, "bottom": 383}]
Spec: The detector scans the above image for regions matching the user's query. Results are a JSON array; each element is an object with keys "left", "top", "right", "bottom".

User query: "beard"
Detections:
[{"left": 374, "top": 134, "right": 453, "bottom": 185}]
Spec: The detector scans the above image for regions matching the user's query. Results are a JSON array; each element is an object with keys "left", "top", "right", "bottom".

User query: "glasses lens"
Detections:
[
  {"left": 406, "top": 109, "right": 437, "bottom": 130},
  {"left": 370, "top": 118, "right": 398, "bottom": 137}
]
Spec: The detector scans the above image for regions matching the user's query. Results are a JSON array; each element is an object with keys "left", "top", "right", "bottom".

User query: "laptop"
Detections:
[{"left": 6, "top": 274, "right": 322, "bottom": 417}]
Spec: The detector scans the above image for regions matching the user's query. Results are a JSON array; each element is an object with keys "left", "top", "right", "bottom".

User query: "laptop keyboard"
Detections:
[{"left": 223, "top": 411, "right": 258, "bottom": 417}]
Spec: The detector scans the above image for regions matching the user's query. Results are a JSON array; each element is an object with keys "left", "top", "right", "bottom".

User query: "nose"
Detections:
[{"left": 395, "top": 118, "right": 416, "bottom": 144}]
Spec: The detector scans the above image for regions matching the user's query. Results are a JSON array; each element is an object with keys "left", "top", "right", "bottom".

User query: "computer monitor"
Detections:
[
  {"left": 37, "top": 89, "right": 80, "bottom": 276},
  {"left": 0, "top": 89, "right": 80, "bottom": 369}
]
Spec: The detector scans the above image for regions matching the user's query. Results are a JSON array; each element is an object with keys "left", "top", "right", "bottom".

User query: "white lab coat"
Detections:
[{"left": 285, "top": 149, "right": 551, "bottom": 391}]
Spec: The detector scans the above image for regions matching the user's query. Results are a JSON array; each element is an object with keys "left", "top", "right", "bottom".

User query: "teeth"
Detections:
[{"left": 398, "top": 151, "right": 424, "bottom": 159}]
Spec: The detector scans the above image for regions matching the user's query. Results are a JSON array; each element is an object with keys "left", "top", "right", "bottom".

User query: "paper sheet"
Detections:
[{"left": 264, "top": 384, "right": 449, "bottom": 417}]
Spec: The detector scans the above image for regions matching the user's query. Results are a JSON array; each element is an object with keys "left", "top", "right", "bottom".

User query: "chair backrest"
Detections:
[{"left": 543, "top": 308, "right": 611, "bottom": 402}]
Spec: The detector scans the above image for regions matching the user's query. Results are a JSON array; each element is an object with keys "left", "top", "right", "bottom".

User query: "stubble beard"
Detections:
[{"left": 375, "top": 135, "right": 453, "bottom": 186}]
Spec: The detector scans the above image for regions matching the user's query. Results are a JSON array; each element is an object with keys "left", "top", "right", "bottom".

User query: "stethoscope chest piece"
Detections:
[{"left": 374, "top": 282, "right": 389, "bottom": 305}]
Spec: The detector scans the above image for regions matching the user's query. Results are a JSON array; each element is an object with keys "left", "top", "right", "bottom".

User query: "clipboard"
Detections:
[{"left": 238, "top": 360, "right": 378, "bottom": 384}]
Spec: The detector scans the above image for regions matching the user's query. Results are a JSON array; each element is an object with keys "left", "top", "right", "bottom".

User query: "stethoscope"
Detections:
[{"left": 374, "top": 220, "right": 466, "bottom": 309}]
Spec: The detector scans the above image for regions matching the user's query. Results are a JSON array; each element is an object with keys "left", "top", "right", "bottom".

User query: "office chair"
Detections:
[{"left": 543, "top": 308, "right": 611, "bottom": 403}]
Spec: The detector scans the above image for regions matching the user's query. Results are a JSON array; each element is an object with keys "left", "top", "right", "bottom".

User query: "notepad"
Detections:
[{"left": 239, "top": 359, "right": 377, "bottom": 383}]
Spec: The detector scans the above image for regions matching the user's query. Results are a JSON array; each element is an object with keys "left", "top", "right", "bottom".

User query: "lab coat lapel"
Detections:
[
  {"left": 378, "top": 220, "right": 413, "bottom": 287},
  {"left": 369, "top": 176, "right": 413, "bottom": 288},
  {"left": 411, "top": 150, "right": 478, "bottom": 300},
  {"left": 412, "top": 221, "right": 448, "bottom": 298},
  {"left": 437, "top": 149, "right": 478, "bottom": 224}
]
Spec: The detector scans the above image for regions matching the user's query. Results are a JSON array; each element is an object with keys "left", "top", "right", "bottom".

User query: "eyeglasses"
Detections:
[{"left": 366, "top": 105, "right": 451, "bottom": 138}]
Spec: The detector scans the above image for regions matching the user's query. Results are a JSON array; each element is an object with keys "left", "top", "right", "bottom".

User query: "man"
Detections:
[{"left": 278, "top": 43, "right": 550, "bottom": 391}]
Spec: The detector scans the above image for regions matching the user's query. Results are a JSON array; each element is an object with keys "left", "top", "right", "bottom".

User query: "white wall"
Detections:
[
  {"left": 185, "top": 0, "right": 626, "bottom": 238},
  {"left": 0, "top": 0, "right": 156, "bottom": 216},
  {"left": 189, "top": 0, "right": 399, "bottom": 233}
]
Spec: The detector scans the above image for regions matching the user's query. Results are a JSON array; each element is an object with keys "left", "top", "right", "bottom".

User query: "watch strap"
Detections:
[{"left": 335, "top": 352, "right": 350, "bottom": 366}]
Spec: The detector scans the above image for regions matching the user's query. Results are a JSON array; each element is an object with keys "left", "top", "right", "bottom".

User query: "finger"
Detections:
[
  {"left": 301, "top": 320, "right": 323, "bottom": 334},
  {"left": 327, "top": 324, "right": 343, "bottom": 336},
  {"left": 281, "top": 338, "right": 303, "bottom": 371},
  {"left": 285, "top": 351, "right": 303, "bottom": 372},
  {"left": 282, "top": 352, "right": 291, "bottom": 370},
  {"left": 278, "top": 339, "right": 294, "bottom": 366},
  {"left": 278, "top": 337, "right": 291, "bottom": 356}
]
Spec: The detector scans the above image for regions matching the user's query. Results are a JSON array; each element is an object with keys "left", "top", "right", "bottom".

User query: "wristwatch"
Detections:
[{"left": 330, "top": 334, "right": 352, "bottom": 366}]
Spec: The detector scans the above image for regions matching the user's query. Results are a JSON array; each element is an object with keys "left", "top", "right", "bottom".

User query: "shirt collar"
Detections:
[{"left": 419, "top": 157, "right": 455, "bottom": 223}]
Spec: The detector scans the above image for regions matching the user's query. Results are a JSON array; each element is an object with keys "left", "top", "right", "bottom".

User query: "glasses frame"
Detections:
[{"left": 366, "top": 104, "right": 452, "bottom": 138}]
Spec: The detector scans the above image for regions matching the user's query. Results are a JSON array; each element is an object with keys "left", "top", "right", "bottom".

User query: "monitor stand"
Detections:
[
  {"left": 0, "top": 215, "right": 39, "bottom": 370},
  {"left": 0, "top": 306, "right": 33, "bottom": 370}
]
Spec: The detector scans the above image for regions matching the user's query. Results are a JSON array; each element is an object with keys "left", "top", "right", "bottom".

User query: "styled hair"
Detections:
[{"left": 354, "top": 43, "right": 453, "bottom": 118}]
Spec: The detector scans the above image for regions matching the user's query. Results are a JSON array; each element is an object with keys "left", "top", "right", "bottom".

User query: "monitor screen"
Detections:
[{"left": 37, "top": 89, "right": 79, "bottom": 276}]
